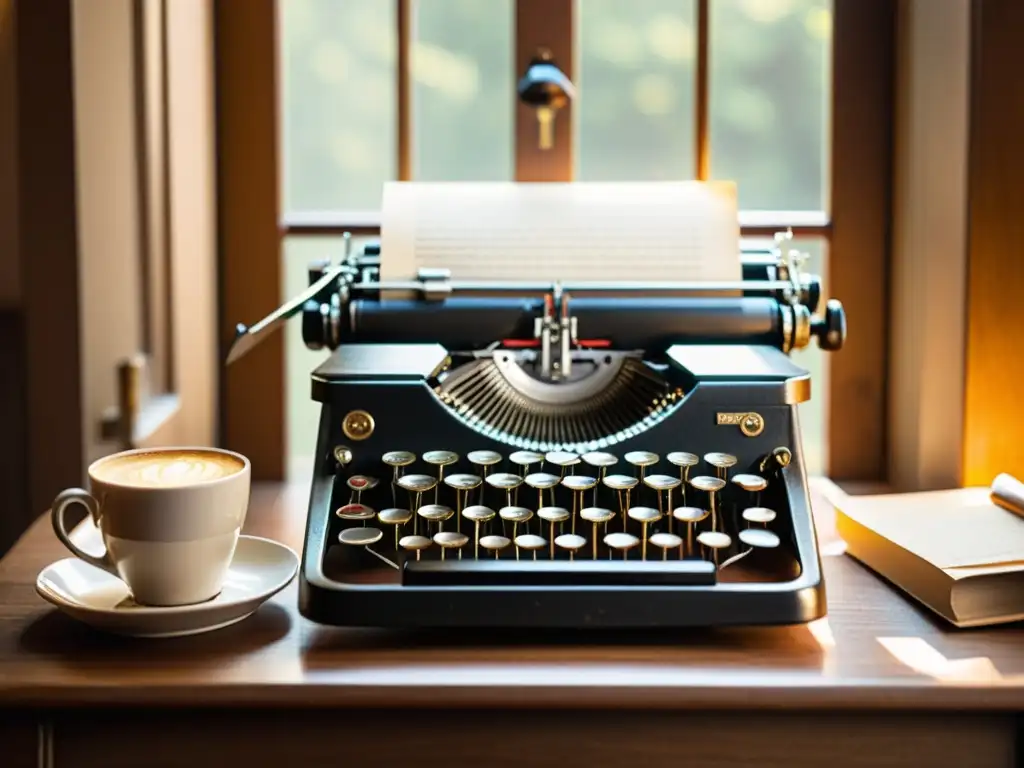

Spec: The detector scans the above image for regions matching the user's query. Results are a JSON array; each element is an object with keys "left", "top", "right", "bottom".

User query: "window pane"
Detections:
[
  {"left": 412, "top": 0, "right": 514, "bottom": 181},
  {"left": 575, "top": 0, "right": 696, "bottom": 181},
  {"left": 709, "top": 0, "right": 831, "bottom": 211},
  {"left": 280, "top": 0, "right": 396, "bottom": 212}
]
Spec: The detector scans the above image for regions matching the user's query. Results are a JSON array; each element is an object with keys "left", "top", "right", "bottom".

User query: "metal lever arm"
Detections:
[{"left": 226, "top": 266, "right": 343, "bottom": 365}]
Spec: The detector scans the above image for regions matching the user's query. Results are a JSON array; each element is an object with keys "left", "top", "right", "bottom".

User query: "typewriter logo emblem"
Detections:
[{"left": 716, "top": 412, "right": 765, "bottom": 438}]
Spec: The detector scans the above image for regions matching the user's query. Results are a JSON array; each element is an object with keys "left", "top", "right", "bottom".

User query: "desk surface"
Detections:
[{"left": 3, "top": 479, "right": 1024, "bottom": 711}]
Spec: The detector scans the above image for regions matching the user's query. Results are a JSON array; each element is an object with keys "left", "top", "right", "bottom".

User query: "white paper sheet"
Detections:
[{"left": 379, "top": 181, "right": 741, "bottom": 284}]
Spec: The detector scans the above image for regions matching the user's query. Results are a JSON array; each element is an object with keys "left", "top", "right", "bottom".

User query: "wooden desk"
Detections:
[{"left": 1, "top": 481, "right": 1022, "bottom": 767}]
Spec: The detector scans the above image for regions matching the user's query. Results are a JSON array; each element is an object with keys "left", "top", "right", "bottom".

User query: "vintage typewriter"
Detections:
[{"left": 229, "top": 211, "right": 845, "bottom": 629}]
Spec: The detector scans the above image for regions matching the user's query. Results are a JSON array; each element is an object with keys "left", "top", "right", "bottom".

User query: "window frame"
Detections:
[{"left": 215, "top": 0, "right": 893, "bottom": 482}]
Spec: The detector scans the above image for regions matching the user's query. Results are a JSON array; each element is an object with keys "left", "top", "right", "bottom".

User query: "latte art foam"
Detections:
[{"left": 93, "top": 450, "right": 245, "bottom": 488}]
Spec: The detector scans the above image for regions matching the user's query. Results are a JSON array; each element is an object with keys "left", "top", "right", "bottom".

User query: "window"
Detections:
[{"left": 217, "top": 0, "right": 892, "bottom": 482}]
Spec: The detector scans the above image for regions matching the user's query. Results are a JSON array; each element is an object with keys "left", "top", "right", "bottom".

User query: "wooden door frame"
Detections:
[{"left": 215, "top": 0, "right": 894, "bottom": 483}]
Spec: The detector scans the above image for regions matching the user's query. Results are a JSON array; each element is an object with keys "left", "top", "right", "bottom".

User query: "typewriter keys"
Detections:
[
  {"left": 742, "top": 507, "right": 777, "bottom": 526},
  {"left": 627, "top": 506, "right": 662, "bottom": 559},
  {"left": 698, "top": 531, "right": 732, "bottom": 566},
  {"left": 690, "top": 475, "right": 726, "bottom": 532},
  {"left": 499, "top": 506, "right": 534, "bottom": 555},
  {"left": 624, "top": 451, "right": 659, "bottom": 488},
  {"left": 486, "top": 472, "right": 524, "bottom": 513},
  {"left": 604, "top": 531, "right": 640, "bottom": 560},
  {"left": 445, "top": 473, "right": 482, "bottom": 521},
  {"left": 524, "top": 472, "right": 561, "bottom": 508},
  {"left": 603, "top": 474, "right": 639, "bottom": 527},
  {"left": 468, "top": 450, "right": 502, "bottom": 466},
  {"left": 433, "top": 530, "right": 469, "bottom": 560},
  {"left": 581, "top": 507, "right": 615, "bottom": 559},
  {"left": 667, "top": 451, "right": 699, "bottom": 504},
  {"left": 346, "top": 474, "right": 377, "bottom": 496},
  {"left": 339, "top": 527, "right": 382, "bottom": 546},
  {"left": 480, "top": 534, "right": 511, "bottom": 559},
  {"left": 462, "top": 505, "right": 495, "bottom": 559},
  {"left": 649, "top": 532, "right": 683, "bottom": 560},
  {"left": 562, "top": 475, "right": 597, "bottom": 534},
  {"left": 643, "top": 474, "right": 682, "bottom": 530},
  {"left": 582, "top": 451, "right": 618, "bottom": 468},
  {"left": 545, "top": 451, "right": 580, "bottom": 476},
  {"left": 417, "top": 504, "right": 454, "bottom": 537},
  {"left": 739, "top": 528, "right": 780, "bottom": 549},
  {"left": 382, "top": 451, "right": 416, "bottom": 505},
  {"left": 672, "top": 506, "right": 709, "bottom": 556},
  {"left": 509, "top": 450, "right": 544, "bottom": 470},
  {"left": 704, "top": 452, "right": 738, "bottom": 481},
  {"left": 555, "top": 533, "right": 587, "bottom": 560},
  {"left": 399, "top": 534, "right": 432, "bottom": 561},
  {"left": 515, "top": 534, "right": 547, "bottom": 561},
  {"left": 398, "top": 474, "right": 438, "bottom": 533},
  {"left": 336, "top": 503, "right": 375, "bottom": 521},
  {"left": 423, "top": 450, "right": 459, "bottom": 503},
  {"left": 378, "top": 507, "right": 413, "bottom": 548},
  {"left": 538, "top": 506, "right": 570, "bottom": 558}
]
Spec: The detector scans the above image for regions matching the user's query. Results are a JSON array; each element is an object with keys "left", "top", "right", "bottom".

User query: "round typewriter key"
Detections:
[
  {"left": 582, "top": 451, "right": 618, "bottom": 468},
  {"left": 417, "top": 503, "right": 454, "bottom": 522},
  {"left": 643, "top": 474, "right": 682, "bottom": 531},
  {"left": 628, "top": 506, "right": 662, "bottom": 560},
  {"left": 739, "top": 528, "right": 780, "bottom": 549},
  {"left": 379, "top": 507, "right": 413, "bottom": 525},
  {"left": 667, "top": 452, "right": 699, "bottom": 467},
  {"left": 603, "top": 474, "right": 638, "bottom": 491},
  {"left": 444, "top": 473, "right": 482, "bottom": 489},
  {"left": 604, "top": 531, "right": 640, "bottom": 560},
  {"left": 561, "top": 475, "right": 597, "bottom": 491},
  {"left": 538, "top": 505, "right": 570, "bottom": 557},
  {"left": 742, "top": 506, "right": 777, "bottom": 525},
  {"left": 525, "top": 472, "right": 561, "bottom": 488},
  {"left": 581, "top": 507, "right": 615, "bottom": 559},
  {"left": 467, "top": 450, "right": 502, "bottom": 466},
  {"left": 643, "top": 474, "right": 681, "bottom": 491},
  {"left": 346, "top": 475, "right": 379, "bottom": 492},
  {"left": 399, "top": 534, "right": 432, "bottom": 561},
  {"left": 433, "top": 530, "right": 469, "bottom": 560},
  {"left": 336, "top": 503, "right": 375, "bottom": 520},
  {"left": 673, "top": 506, "right": 709, "bottom": 557},
  {"left": 509, "top": 450, "right": 544, "bottom": 467},
  {"left": 624, "top": 450, "right": 659, "bottom": 468},
  {"left": 649, "top": 532, "right": 683, "bottom": 560},
  {"left": 339, "top": 527, "right": 383, "bottom": 546},
  {"left": 704, "top": 452, "right": 738, "bottom": 483},
  {"left": 485, "top": 472, "right": 523, "bottom": 490},
  {"left": 397, "top": 474, "right": 437, "bottom": 493},
  {"left": 545, "top": 450, "right": 580, "bottom": 468},
  {"left": 732, "top": 473, "right": 767, "bottom": 493},
  {"left": 690, "top": 475, "right": 726, "bottom": 493},
  {"left": 461, "top": 505, "right": 495, "bottom": 558},
  {"left": 515, "top": 533, "right": 547, "bottom": 560},
  {"left": 697, "top": 530, "right": 732, "bottom": 567},
  {"left": 554, "top": 533, "right": 587, "bottom": 560},
  {"left": 383, "top": 450, "right": 416, "bottom": 467},
  {"left": 423, "top": 450, "right": 459, "bottom": 466},
  {"left": 499, "top": 505, "right": 533, "bottom": 550},
  {"left": 379, "top": 507, "right": 413, "bottom": 549},
  {"left": 480, "top": 534, "right": 511, "bottom": 559}
]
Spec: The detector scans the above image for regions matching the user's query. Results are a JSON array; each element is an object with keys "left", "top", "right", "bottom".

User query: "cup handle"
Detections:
[{"left": 50, "top": 488, "right": 117, "bottom": 575}]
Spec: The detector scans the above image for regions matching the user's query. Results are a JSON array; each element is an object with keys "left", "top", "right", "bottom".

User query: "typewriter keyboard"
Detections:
[{"left": 326, "top": 447, "right": 800, "bottom": 587}]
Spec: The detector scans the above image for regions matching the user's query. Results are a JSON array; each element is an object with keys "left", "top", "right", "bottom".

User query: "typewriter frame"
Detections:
[{"left": 297, "top": 342, "right": 827, "bottom": 629}]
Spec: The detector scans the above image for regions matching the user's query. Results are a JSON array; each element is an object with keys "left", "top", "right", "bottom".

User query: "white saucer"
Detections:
[{"left": 36, "top": 535, "right": 299, "bottom": 638}]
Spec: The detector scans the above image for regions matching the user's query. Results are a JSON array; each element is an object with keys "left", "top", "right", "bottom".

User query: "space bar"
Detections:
[{"left": 402, "top": 559, "right": 717, "bottom": 586}]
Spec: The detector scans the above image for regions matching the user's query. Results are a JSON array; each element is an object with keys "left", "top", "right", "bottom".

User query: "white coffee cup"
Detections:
[{"left": 50, "top": 446, "right": 251, "bottom": 606}]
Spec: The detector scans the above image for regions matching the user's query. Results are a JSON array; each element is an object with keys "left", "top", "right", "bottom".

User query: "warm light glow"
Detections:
[
  {"left": 739, "top": 0, "right": 796, "bottom": 25},
  {"left": 589, "top": 20, "right": 644, "bottom": 67},
  {"left": 632, "top": 73, "right": 677, "bottom": 116},
  {"left": 310, "top": 41, "right": 352, "bottom": 85},
  {"left": 877, "top": 637, "right": 1005, "bottom": 683},
  {"left": 807, "top": 617, "right": 836, "bottom": 649},
  {"left": 804, "top": 8, "right": 833, "bottom": 41}
]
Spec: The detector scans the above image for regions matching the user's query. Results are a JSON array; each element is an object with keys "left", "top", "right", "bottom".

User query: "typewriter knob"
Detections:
[{"left": 811, "top": 299, "right": 846, "bottom": 351}]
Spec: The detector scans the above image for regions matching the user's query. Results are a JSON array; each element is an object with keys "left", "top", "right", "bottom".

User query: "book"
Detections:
[{"left": 833, "top": 476, "right": 1024, "bottom": 628}]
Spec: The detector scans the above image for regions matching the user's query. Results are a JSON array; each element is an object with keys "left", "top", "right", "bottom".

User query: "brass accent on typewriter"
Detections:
[
  {"left": 717, "top": 412, "right": 765, "bottom": 437},
  {"left": 341, "top": 409, "right": 375, "bottom": 441}
]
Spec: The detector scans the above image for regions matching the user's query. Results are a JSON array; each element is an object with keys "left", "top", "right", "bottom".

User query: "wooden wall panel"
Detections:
[
  {"left": 887, "top": 0, "right": 970, "bottom": 491},
  {"left": 827, "top": 0, "right": 895, "bottom": 482},
  {"left": 962, "top": 0, "right": 1024, "bottom": 486},
  {"left": 215, "top": 0, "right": 285, "bottom": 480}
]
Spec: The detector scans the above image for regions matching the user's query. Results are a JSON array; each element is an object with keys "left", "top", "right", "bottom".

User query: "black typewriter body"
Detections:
[{"left": 229, "top": 234, "right": 847, "bottom": 629}]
